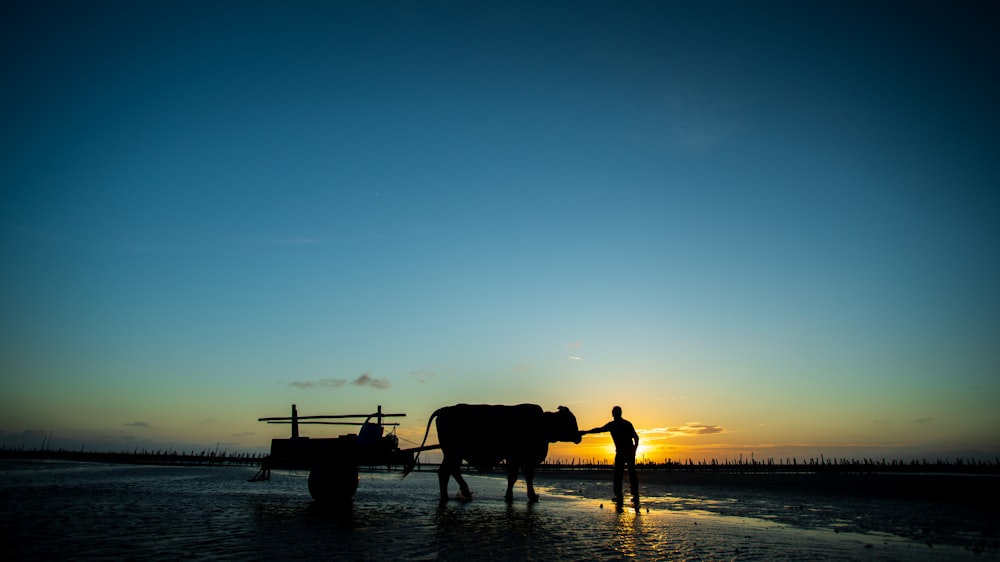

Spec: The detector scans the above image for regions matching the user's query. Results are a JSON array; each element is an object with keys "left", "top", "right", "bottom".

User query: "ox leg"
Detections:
[
  {"left": 436, "top": 463, "right": 451, "bottom": 501},
  {"left": 452, "top": 468, "right": 472, "bottom": 500},
  {"left": 504, "top": 464, "right": 518, "bottom": 502},
  {"left": 524, "top": 465, "right": 539, "bottom": 502},
  {"left": 438, "top": 457, "right": 472, "bottom": 501}
]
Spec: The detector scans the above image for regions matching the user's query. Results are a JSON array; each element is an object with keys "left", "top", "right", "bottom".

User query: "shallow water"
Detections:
[
  {"left": 545, "top": 472, "right": 1000, "bottom": 556},
  {"left": 0, "top": 460, "right": 994, "bottom": 560}
]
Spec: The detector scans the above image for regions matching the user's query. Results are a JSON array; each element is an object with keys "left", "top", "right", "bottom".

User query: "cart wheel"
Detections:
[{"left": 308, "top": 463, "right": 359, "bottom": 502}]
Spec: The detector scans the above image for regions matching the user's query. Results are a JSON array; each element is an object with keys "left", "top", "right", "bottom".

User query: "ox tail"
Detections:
[{"left": 401, "top": 408, "right": 440, "bottom": 478}]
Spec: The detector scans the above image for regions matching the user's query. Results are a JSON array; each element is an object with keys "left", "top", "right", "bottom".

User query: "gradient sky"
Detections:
[{"left": 2, "top": 1, "right": 998, "bottom": 463}]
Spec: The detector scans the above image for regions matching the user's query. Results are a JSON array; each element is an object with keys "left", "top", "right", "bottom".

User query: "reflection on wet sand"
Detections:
[
  {"left": 1, "top": 462, "right": 993, "bottom": 561},
  {"left": 610, "top": 508, "right": 643, "bottom": 557}
]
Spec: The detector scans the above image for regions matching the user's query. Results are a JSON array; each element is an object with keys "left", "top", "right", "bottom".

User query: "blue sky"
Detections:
[{"left": 2, "top": 1, "right": 998, "bottom": 462}]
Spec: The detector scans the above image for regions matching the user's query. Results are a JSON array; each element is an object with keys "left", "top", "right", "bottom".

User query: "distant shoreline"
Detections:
[
  {"left": 0, "top": 447, "right": 262, "bottom": 467},
  {"left": 4, "top": 446, "right": 998, "bottom": 476}
]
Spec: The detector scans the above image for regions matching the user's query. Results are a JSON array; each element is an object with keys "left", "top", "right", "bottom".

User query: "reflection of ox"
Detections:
[{"left": 406, "top": 403, "right": 581, "bottom": 502}]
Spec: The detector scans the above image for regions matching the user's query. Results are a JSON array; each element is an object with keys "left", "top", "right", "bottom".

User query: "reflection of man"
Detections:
[{"left": 581, "top": 405, "right": 639, "bottom": 502}]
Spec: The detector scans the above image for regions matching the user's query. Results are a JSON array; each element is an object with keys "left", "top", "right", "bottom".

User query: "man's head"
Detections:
[{"left": 612, "top": 405, "right": 622, "bottom": 419}]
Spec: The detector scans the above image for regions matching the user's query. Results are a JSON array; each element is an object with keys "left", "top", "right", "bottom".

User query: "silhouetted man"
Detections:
[{"left": 581, "top": 405, "right": 639, "bottom": 503}]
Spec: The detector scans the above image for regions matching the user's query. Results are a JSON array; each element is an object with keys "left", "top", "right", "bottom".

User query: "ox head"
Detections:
[{"left": 548, "top": 405, "right": 581, "bottom": 444}]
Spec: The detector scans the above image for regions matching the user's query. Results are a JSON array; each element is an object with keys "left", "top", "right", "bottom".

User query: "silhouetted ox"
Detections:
[{"left": 404, "top": 403, "right": 581, "bottom": 502}]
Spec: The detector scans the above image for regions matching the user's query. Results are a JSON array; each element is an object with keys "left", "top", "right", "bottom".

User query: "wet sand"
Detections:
[
  {"left": 1, "top": 460, "right": 997, "bottom": 560},
  {"left": 533, "top": 468, "right": 1000, "bottom": 555},
  {"left": 540, "top": 468, "right": 1000, "bottom": 505}
]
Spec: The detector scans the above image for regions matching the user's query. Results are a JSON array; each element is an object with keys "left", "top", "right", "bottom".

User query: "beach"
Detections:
[
  {"left": 537, "top": 468, "right": 999, "bottom": 554},
  {"left": 1, "top": 460, "right": 997, "bottom": 560}
]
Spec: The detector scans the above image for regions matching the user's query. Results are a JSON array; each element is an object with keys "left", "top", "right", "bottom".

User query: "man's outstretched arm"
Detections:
[{"left": 582, "top": 422, "right": 612, "bottom": 435}]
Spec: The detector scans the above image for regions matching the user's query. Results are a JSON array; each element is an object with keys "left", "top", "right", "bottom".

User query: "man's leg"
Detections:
[
  {"left": 613, "top": 453, "right": 625, "bottom": 500},
  {"left": 627, "top": 458, "right": 639, "bottom": 499}
]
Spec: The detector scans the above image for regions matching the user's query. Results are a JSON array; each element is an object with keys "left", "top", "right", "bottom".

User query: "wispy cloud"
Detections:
[
  {"left": 410, "top": 370, "right": 436, "bottom": 384},
  {"left": 290, "top": 378, "right": 346, "bottom": 389},
  {"left": 655, "top": 422, "right": 728, "bottom": 437},
  {"left": 566, "top": 340, "right": 583, "bottom": 361},
  {"left": 99, "top": 433, "right": 140, "bottom": 442},
  {"left": 915, "top": 417, "right": 934, "bottom": 424},
  {"left": 352, "top": 372, "right": 389, "bottom": 389},
  {"left": 0, "top": 429, "right": 50, "bottom": 445},
  {"left": 123, "top": 421, "right": 151, "bottom": 428},
  {"left": 290, "top": 372, "right": 389, "bottom": 390}
]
